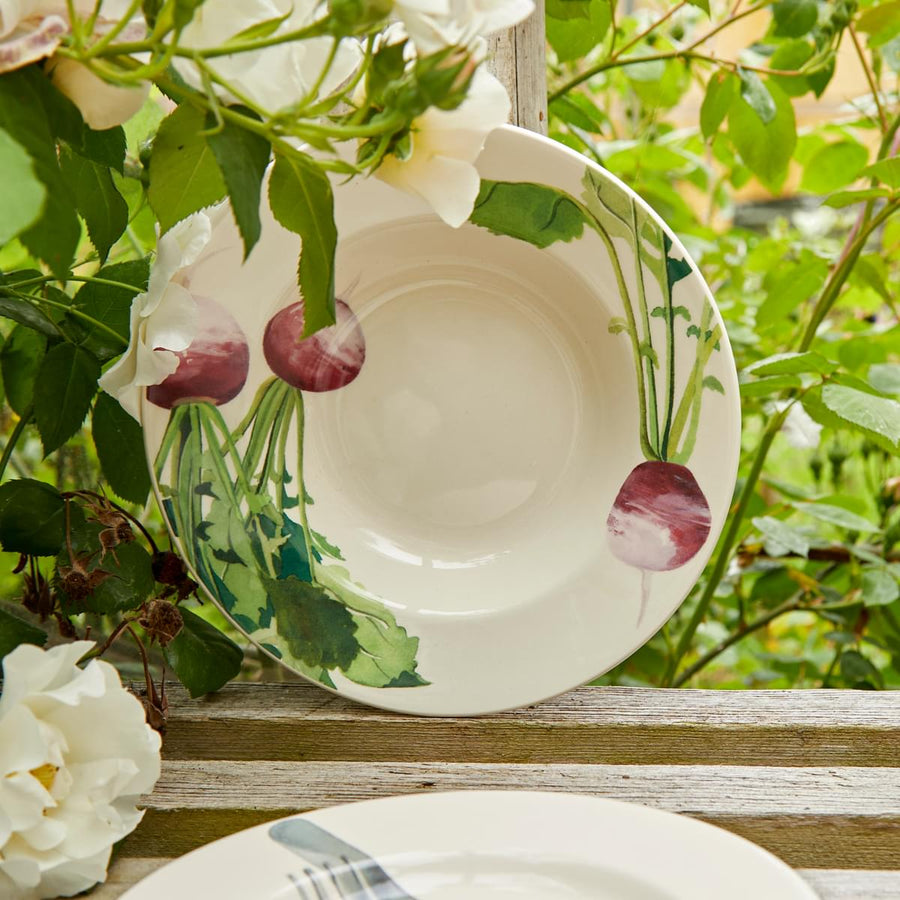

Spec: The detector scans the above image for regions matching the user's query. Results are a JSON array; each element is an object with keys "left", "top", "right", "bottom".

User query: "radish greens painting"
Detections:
[
  {"left": 150, "top": 296, "right": 427, "bottom": 691},
  {"left": 470, "top": 167, "right": 724, "bottom": 623}
]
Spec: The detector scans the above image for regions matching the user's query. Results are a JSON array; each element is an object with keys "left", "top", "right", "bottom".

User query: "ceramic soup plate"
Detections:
[
  {"left": 140, "top": 125, "right": 741, "bottom": 715},
  {"left": 121, "top": 792, "right": 816, "bottom": 899}
]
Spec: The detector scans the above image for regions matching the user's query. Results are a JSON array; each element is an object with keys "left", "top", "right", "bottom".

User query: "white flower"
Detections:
[
  {"left": 0, "top": 1, "right": 146, "bottom": 128},
  {"left": 375, "top": 65, "right": 510, "bottom": 227},
  {"left": 99, "top": 213, "right": 212, "bottom": 421},
  {"left": 176, "top": 0, "right": 362, "bottom": 113},
  {"left": 395, "top": 0, "right": 533, "bottom": 53},
  {"left": 774, "top": 400, "right": 823, "bottom": 449},
  {"left": 46, "top": 57, "right": 148, "bottom": 130},
  {"left": 0, "top": 641, "right": 161, "bottom": 900}
]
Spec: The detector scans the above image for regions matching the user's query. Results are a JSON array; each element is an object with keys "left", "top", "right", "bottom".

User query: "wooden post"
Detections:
[{"left": 486, "top": 0, "right": 548, "bottom": 135}]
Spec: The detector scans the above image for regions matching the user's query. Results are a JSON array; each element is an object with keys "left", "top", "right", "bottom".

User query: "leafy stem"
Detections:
[{"left": 663, "top": 403, "right": 789, "bottom": 686}]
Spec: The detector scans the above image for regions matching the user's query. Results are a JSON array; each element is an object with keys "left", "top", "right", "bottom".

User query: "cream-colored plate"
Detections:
[
  {"left": 121, "top": 792, "right": 816, "bottom": 899},
  {"left": 141, "top": 126, "right": 740, "bottom": 714}
]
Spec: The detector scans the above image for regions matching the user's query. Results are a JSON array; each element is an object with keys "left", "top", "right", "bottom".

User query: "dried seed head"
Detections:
[
  {"left": 152, "top": 551, "right": 188, "bottom": 585},
  {"left": 138, "top": 599, "right": 184, "bottom": 647}
]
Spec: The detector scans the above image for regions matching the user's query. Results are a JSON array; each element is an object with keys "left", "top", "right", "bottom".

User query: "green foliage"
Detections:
[
  {"left": 148, "top": 103, "right": 228, "bottom": 233},
  {"left": 164, "top": 606, "right": 244, "bottom": 698},
  {"left": 268, "top": 152, "right": 337, "bottom": 336},
  {"left": 205, "top": 109, "right": 271, "bottom": 259},
  {"left": 550, "top": 0, "right": 900, "bottom": 690},
  {"left": 33, "top": 343, "right": 101, "bottom": 455},
  {"left": 92, "top": 393, "right": 152, "bottom": 505},
  {"left": 0, "top": 479, "right": 66, "bottom": 556},
  {"left": 0, "top": 606, "right": 47, "bottom": 657}
]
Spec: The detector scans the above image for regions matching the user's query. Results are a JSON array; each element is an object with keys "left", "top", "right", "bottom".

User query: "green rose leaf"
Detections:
[
  {"left": 0, "top": 71, "right": 79, "bottom": 278},
  {"left": 739, "top": 373, "right": 803, "bottom": 397},
  {"left": 206, "top": 108, "right": 271, "bottom": 259},
  {"left": 825, "top": 187, "right": 892, "bottom": 208},
  {"left": 800, "top": 141, "right": 869, "bottom": 194},
  {"left": 792, "top": 502, "right": 881, "bottom": 533},
  {"left": 772, "top": 0, "right": 817, "bottom": 37},
  {"left": 34, "top": 343, "right": 101, "bottom": 455},
  {"left": 0, "top": 479, "right": 66, "bottom": 556},
  {"left": 164, "top": 606, "right": 244, "bottom": 697},
  {"left": 68, "top": 258, "right": 149, "bottom": 361},
  {"left": 149, "top": 103, "right": 227, "bottom": 234},
  {"left": 869, "top": 363, "right": 900, "bottom": 394},
  {"left": 269, "top": 575, "right": 360, "bottom": 671},
  {"left": 745, "top": 351, "right": 837, "bottom": 377},
  {"left": 728, "top": 80, "right": 796, "bottom": 191},
  {"left": 92, "top": 393, "right": 152, "bottom": 505},
  {"left": 546, "top": 0, "right": 592, "bottom": 19},
  {"left": 59, "top": 147, "right": 128, "bottom": 263},
  {"left": 470, "top": 180, "right": 586, "bottom": 248},
  {"left": 860, "top": 156, "right": 900, "bottom": 188},
  {"left": 547, "top": 0, "right": 611, "bottom": 62},
  {"left": 821, "top": 383, "right": 900, "bottom": 447},
  {"left": 1, "top": 326, "right": 47, "bottom": 416},
  {"left": 700, "top": 71, "right": 737, "bottom": 140},
  {"left": 861, "top": 567, "right": 900, "bottom": 607},
  {"left": 268, "top": 151, "right": 337, "bottom": 337},
  {"left": 840, "top": 649, "right": 882, "bottom": 688},
  {"left": 79, "top": 125, "right": 127, "bottom": 174},
  {"left": 0, "top": 127, "right": 46, "bottom": 245},
  {"left": 0, "top": 607, "right": 48, "bottom": 658},
  {"left": 0, "top": 279, "right": 59, "bottom": 337},
  {"left": 736, "top": 68, "right": 776, "bottom": 124},
  {"left": 752, "top": 515, "right": 810, "bottom": 557}
]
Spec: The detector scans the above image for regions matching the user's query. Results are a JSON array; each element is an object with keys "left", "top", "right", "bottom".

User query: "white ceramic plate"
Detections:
[
  {"left": 141, "top": 125, "right": 741, "bottom": 714},
  {"left": 121, "top": 791, "right": 816, "bottom": 899}
]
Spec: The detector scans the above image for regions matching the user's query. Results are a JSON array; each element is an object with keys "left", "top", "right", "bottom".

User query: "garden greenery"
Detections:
[{"left": 1, "top": 0, "right": 900, "bottom": 712}]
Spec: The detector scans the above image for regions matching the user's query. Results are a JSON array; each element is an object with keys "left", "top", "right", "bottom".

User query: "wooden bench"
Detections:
[{"left": 97, "top": 682, "right": 900, "bottom": 899}]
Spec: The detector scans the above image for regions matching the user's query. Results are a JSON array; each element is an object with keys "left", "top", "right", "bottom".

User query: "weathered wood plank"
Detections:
[
  {"left": 91, "top": 859, "right": 900, "bottom": 900},
  {"left": 514, "top": 0, "right": 548, "bottom": 133},
  {"left": 484, "top": 0, "right": 547, "bottom": 133},
  {"left": 122, "top": 761, "right": 900, "bottom": 868},
  {"left": 158, "top": 682, "right": 900, "bottom": 767}
]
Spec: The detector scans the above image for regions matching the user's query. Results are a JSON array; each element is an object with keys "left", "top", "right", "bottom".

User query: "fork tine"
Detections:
[
  {"left": 287, "top": 871, "right": 315, "bottom": 900},
  {"left": 304, "top": 866, "right": 332, "bottom": 900}
]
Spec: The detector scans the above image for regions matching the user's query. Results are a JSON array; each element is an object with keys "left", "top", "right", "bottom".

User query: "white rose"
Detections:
[
  {"left": 0, "top": 1, "right": 146, "bottom": 129},
  {"left": 46, "top": 57, "right": 149, "bottom": 130},
  {"left": 395, "top": 0, "right": 534, "bottom": 53},
  {"left": 375, "top": 66, "right": 510, "bottom": 227},
  {"left": 176, "top": 0, "right": 362, "bottom": 113},
  {"left": 0, "top": 641, "right": 161, "bottom": 899},
  {"left": 99, "top": 213, "right": 212, "bottom": 421}
]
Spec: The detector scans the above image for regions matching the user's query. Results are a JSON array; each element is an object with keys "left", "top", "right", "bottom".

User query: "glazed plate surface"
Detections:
[
  {"left": 121, "top": 792, "right": 816, "bottom": 899},
  {"left": 141, "top": 125, "right": 741, "bottom": 714}
]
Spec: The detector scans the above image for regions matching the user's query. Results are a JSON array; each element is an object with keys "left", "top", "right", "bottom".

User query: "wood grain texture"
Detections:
[
  {"left": 120, "top": 760, "right": 900, "bottom": 868},
  {"left": 484, "top": 0, "right": 548, "bottom": 133},
  {"left": 92, "top": 859, "right": 900, "bottom": 900},
  {"left": 159, "top": 682, "right": 900, "bottom": 766}
]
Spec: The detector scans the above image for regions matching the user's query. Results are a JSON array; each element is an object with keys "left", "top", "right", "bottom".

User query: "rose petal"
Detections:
[{"left": 0, "top": 15, "right": 65, "bottom": 71}]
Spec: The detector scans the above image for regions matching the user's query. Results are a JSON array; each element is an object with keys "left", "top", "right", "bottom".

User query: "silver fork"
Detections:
[
  {"left": 287, "top": 856, "right": 378, "bottom": 899},
  {"left": 272, "top": 820, "right": 417, "bottom": 900}
]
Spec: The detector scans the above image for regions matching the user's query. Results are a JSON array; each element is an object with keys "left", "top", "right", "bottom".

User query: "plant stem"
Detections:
[
  {"left": 550, "top": 3, "right": 774, "bottom": 100},
  {"left": 798, "top": 201, "right": 900, "bottom": 350},
  {"left": 663, "top": 404, "right": 789, "bottom": 685},
  {"left": 672, "top": 593, "right": 803, "bottom": 686},
  {"left": 615, "top": 0, "right": 689, "bottom": 61},
  {"left": 848, "top": 23, "right": 886, "bottom": 133},
  {"left": 0, "top": 407, "right": 33, "bottom": 482},
  {"left": 82, "top": 0, "right": 143, "bottom": 58}
]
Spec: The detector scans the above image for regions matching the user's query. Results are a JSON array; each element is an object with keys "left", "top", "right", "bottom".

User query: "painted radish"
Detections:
[
  {"left": 147, "top": 296, "right": 250, "bottom": 409},
  {"left": 263, "top": 298, "right": 365, "bottom": 391}
]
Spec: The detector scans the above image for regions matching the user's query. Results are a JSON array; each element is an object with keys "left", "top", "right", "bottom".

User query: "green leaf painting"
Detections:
[{"left": 153, "top": 376, "right": 427, "bottom": 690}]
